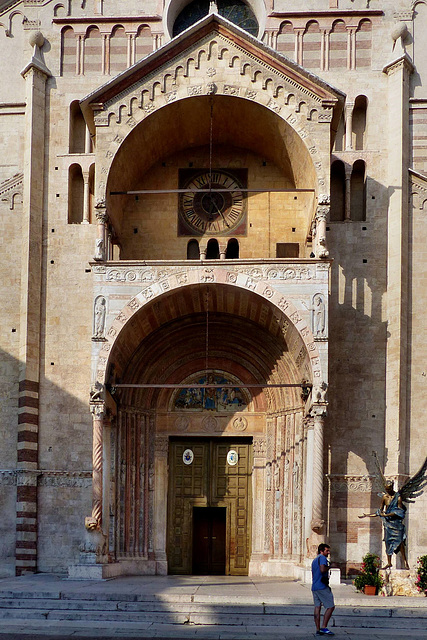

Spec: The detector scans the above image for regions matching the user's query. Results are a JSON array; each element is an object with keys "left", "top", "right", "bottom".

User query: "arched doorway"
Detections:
[{"left": 100, "top": 280, "right": 318, "bottom": 576}]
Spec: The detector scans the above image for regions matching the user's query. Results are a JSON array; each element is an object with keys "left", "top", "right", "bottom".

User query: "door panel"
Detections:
[
  {"left": 167, "top": 438, "right": 251, "bottom": 575},
  {"left": 192, "top": 507, "right": 226, "bottom": 575}
]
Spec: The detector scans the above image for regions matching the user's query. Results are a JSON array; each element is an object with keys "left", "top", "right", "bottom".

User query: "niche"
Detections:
[
  {"left": 206, "top": 238, "right": 220, "bottom": 259},
  {"left": 69, "top": 100, "right": 86, "bottom": 153},
  {"left": 187, "top": 239, "right": 200, "bottom": 259},
  {"left": 68, "top": 163, "right": 84, "bottom": 223},
  {"left": 226, "top": 238, "right": 239, "bottom": 259},
  {"left": 350, "top": 160, "right": 366, "bottom": 221},
  {"left": 330, "top": 160, "right": 346, "bottom": 222},
  {"left": 352, "top": 96, "right": 367, "bottom": 151}
]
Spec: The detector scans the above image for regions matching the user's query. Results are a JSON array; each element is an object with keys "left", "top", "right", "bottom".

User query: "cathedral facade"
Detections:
[{"left": 0, "top": 0, "right": 426, "bottom": 579}]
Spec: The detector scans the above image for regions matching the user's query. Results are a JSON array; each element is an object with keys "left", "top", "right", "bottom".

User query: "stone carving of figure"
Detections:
[
  {"left": 93, "top": 297, "right": 106, "bottom": 338},
  {"left": 312, "top": 294, "right": 326, "bottom": 336},
  {"left": 95, "top": 237, "right": 104, "bottom": 261},
  {"left": 266, "top": 462, "right": 272, "bottom": 491}
]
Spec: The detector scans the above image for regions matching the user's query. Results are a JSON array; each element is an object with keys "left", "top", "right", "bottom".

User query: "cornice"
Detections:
[
  {"left": 53, "top": 15, "right": 162, "bottom": 24},
  {"left": 269, "top": 10, "right": 383, "bottom": 18}
]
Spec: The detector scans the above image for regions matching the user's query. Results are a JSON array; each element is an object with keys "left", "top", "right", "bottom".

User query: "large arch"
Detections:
[
  {"left": 96, "top": 268, "right": 324, "bottom": 389},
  {"left": 91, "top": 271, "right": 326, "bottom": 577}
]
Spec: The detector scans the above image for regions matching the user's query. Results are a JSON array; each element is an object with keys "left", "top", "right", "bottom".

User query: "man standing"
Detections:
[{"left": 311, "top": 543, "right": 335, "bottom": 636}]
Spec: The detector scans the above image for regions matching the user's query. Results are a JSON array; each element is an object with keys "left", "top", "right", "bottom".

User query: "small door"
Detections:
[{"left": 192, "top": 507, "right": 226, "bottom": 575}]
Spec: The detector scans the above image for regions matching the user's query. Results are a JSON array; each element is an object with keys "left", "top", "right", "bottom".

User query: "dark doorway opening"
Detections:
[{"left": 192, "top": 506, "right": 226, "bottom": 575}]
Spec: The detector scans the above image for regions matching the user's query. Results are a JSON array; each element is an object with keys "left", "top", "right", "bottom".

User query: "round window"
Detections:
[{"left": 172, "top": 0, "right": 259, "bottom": 38}]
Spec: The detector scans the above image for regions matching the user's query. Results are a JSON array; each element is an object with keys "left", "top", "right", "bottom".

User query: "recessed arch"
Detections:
[
  {"left": 97, "top": 273, "right": 323, "bottom": 405},
  {"left": 105, "top": 94, "right": 319, "bottom": 236}
]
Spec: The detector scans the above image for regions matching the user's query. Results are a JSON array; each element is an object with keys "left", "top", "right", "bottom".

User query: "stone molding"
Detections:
[
  {"left": 0, "top": 470, "right": 92, "bottom": 487},
  {"left": 101, "top": 262, "right": 328, "bottom": 284},
  {"left": 326, "top": 474, "right": 382, "bottom": 493}
]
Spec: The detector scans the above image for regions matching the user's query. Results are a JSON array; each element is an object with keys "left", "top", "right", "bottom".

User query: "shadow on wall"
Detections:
[{"left": 326, "top": 169, "right": 391, "bottom": 575}]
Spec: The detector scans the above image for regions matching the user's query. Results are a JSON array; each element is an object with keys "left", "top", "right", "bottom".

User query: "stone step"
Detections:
[{"left": 0, "top": 602, "right": 426, "bottom": 629}]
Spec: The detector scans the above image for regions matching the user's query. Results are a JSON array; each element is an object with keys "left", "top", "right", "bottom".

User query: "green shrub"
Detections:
[{"left": 353, "top": 552, "right": 383, "bottom": 593}]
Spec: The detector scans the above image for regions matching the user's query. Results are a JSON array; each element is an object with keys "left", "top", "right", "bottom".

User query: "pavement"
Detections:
[{"left": 0, "top": 573, "right": 426, "bottom": 640}]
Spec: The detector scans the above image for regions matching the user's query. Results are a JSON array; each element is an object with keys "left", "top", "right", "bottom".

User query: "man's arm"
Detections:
[{"left": 319, "top": 556, "right": 328, "bottom": 573}]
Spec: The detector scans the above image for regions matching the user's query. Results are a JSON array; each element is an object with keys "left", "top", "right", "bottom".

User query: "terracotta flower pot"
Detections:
[{"left": 364, "top": 585, "right": 377, "bottom": 595}]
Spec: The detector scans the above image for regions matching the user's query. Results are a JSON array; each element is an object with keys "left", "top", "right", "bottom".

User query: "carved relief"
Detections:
[
  {"left": 232, "top": 416, "right": 248, "bottom": 431},
  {"left": 93, "top": 296, "right": 106, "bottom": 339},
  {"left": 174, "top": 416, "right": 190, "bottom": 432}
]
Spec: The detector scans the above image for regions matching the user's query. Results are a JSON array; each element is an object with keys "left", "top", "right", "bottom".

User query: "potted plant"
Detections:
[
  {"left": 353, "top": 552, "right": 383, "bottom": 595},
  {"left": 416, "top": 555, "right": 427, "bottom": 596}
]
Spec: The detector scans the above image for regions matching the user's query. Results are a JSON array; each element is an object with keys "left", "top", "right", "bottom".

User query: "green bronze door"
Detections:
[{"left": 167, "top": 438, "right": 252, "bottom": 575}]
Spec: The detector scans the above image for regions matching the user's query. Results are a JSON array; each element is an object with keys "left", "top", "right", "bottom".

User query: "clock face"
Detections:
[{"left": 178, "top": 170, "right": 247, "bottom": 236}]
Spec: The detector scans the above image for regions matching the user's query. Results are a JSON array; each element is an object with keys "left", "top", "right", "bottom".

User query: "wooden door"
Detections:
[
  {"left": 192, "top": 507, "right": 226, "bottom": 574},
  {"left": 167, "top": 438, "right": 252, "bottom": 575}
]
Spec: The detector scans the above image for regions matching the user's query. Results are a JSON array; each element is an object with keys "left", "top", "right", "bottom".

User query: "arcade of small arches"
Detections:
[{"left": 58, "top": 16, "right": 374, "bottom": 77}]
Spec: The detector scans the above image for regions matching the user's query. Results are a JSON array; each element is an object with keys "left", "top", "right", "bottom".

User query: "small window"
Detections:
[
  {"left": 187, "top": 239, "right": 200, "bottom": 259},
  {"left": 226, "top": 238, "right": 239, "bottom": 259},
  {"left": 206, "top": 238, "right": 220, "bottom": 259},
  {"left": 276, "top": 243, "right": 299, "bottom": 258}
]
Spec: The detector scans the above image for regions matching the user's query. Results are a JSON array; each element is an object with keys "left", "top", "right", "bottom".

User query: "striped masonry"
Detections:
[{"left": 16, "top": 379, "right": 39, "bottom": 575}]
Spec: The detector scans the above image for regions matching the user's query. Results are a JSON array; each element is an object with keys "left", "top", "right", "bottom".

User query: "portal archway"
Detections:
[{"left": 92, "top": 273, "right": 325, "bottom": 576}]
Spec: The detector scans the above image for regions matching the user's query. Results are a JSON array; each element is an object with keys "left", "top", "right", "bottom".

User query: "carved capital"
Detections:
[{"left": 95, "top": 210, "right": 109, "bottom": 225}]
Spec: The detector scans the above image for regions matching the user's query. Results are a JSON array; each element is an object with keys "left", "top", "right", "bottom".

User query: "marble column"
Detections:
[
  {"left": 153, "top": 434, "right": 168, "bottom": 574},
  {"left": 248, "top": 435, "right": 267, "bottom": 575},
  {"left": 94, "top": 202, "right": 108, "bottom": 261},
  {"left": 315, "top": 198, "right": 329, "bottom": 258},
  {"left": 89, "top": 404, "right": 104, "bottom": 529}
]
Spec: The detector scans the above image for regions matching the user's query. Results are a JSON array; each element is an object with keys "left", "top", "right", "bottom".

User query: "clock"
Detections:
[{"left": 178, "top": 169, "right": 247, "bottom": 236}]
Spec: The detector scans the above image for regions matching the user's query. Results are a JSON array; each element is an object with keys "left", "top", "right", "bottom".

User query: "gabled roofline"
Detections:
[{"left": 80, "top": 12, "right": 345, "bottom": 114}]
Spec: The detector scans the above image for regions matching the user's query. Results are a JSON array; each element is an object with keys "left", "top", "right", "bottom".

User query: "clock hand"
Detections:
[{"left": 212, "top": 199, "right": 230, "bottom": 227}]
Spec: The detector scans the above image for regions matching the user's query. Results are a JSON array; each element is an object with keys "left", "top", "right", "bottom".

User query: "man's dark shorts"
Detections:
[{"left": 312, "top": 587, "right": 335, "bottom": 608}]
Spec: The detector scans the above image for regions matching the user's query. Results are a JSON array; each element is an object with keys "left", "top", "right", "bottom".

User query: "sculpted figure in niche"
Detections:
[
  {"left": 266, "top": 462, "right": 272, "bottom": 491},
  {"left": 312, "top": 294, "right": 326, "bottom": 337},
  {"left": 359, "top": 452, "right": 427, "bottom": 569},
  {"left": 93, "top": 296, "right": 106, "bottom": 338},
  {"left": 95, "top": 237, "right": 104, "bottom": 261}
]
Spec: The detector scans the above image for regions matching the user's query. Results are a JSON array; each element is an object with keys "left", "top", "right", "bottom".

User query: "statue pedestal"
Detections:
[
  {"left": 68, "top": 562, "right": 123, "bottom": 580},
  {"left": 380, "top": 569, "right": 424, "bottom": 597}
]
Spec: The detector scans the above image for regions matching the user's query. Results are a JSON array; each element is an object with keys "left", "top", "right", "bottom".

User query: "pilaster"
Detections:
[
  {"left": 382, "top": 54, "right": 414, "bottom": 477},
  {"left": 16, "top": 32, "right": 50, "bottom": 576}
]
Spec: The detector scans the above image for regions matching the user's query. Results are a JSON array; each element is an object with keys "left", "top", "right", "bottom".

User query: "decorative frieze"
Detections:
[
  {"left": 0, "top": 470, "right": 91, "bottom": 487},
  {"left": 327, "top": 474, "right": 382, "bottom": 493},
  {"left": 102, "top": 263, "right": 327, "bottom": 284}
]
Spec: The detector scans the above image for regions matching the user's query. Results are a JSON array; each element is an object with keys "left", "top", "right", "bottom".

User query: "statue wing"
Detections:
[
  {"left": 372, "top": 450, "right": 388, "bottom": 493},
  {"left": 400, "top": 457, "right": 427, "bottom": 504}
]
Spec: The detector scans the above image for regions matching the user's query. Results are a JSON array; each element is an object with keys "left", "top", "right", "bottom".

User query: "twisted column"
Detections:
[
  {"left": 90, "top": 404, "right": 104, "bottom": 528},
  {"left": 311, "top": 409, "right": 325, "bottom": 533}
]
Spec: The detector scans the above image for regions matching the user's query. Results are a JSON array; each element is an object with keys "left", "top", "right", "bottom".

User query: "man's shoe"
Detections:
[
  {"left": 316, "top": 632, "right": 325, "bottom": 636},
  {"left": 320, "top": 630, "right": 334, "bottom": 636}
]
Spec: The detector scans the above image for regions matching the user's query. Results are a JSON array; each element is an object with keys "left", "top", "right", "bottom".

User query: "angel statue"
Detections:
[{"left": 358, "top": 452, "right": 427, "bottom": 569}]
